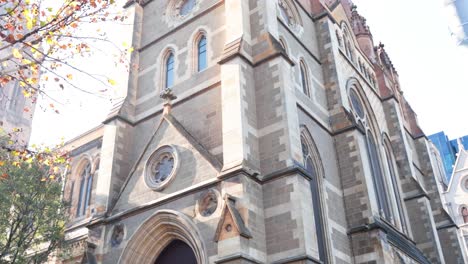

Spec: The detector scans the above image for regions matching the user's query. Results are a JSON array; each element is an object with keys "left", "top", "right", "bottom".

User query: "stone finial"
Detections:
[{"left": 160, "top": 87, "right": 177, "bottom": 114}]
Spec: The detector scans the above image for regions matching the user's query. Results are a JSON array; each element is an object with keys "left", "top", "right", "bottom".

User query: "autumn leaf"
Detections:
[
  {"left": 22, "top": 90, "right": 31, "bottom": 98},
  {"left": 12, "top": 49, "right": 23, "bottom": 59},
  {"left": 66, "top": 74, "right": 73, "bottom": 80},
  {"left": 107, "top": 79, "right": 116, "bottom": 85}
]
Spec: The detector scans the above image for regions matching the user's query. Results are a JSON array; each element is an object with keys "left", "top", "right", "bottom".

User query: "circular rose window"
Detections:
[
  {"left": 145, "top": 145, "right": 179, "bottom": 191},
  {"left": 179, "top": 0, "right": 196, "bottom": 16}
]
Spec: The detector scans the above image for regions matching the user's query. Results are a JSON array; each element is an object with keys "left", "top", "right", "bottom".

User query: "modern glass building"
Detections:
[{"left": 428, "top": 131, "right": 468, "bottom": 182}]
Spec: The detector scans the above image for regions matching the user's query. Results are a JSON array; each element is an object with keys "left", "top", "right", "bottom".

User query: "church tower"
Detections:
[{"left": 59, "top": 1, "right": 465, "bottom": 263}]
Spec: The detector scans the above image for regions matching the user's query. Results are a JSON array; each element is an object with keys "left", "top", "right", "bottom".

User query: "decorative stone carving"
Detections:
[
  {"left": 145, "top": 145, "right": 180, "bottom": 191},
  {"left": 164, "top": 0, "right": 200, "bottom": 26},
  {"left": 214, "top": 195, "right": 252, "bottom": 242},
  {"left": 277, "top": 0, "right": 303, "bottom": 35},
  {"left": 197, "top": 189, "right": 219, "bottom": 217},
  {"left": 110, "top": 223, "right": 125, "bottom": 248}
]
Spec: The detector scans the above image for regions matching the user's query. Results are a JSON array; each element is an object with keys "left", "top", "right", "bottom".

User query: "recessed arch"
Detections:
[
  {"left": 278, "top": 36, "right": 289, "bottom": 55},
  {"left": 194, "top": 31, "right": 207, "bottom": 72},
  {"left": 119, "top": 210, "right": 208, "bottom": 264},
  {"left": 158, "top": 47, "right": 177, "bottom": 91},
  {"left": 461, "top": 206, "right": 468, "bottom": 224},
  {"left": 299, "top": 60, "right": 309, "bottom": 96},
  {"left": 92, "top": 155, "right": 100, "bottom": 174},
  {"left": 72, "top": 155, "right": 92, "bottom": 177},
  {"left": 382, "top": 133, "right": 408, "bottom": 233},
  {"left": 277, "top": 0, "right": 303, "bottom": 27},
  {"left": 340, "top": 22, "right": 355, "bottom": 60},
  {"left": 346, "top": 78, "right": 382, "bottom": 134},
  {"left": 299, "top": 125, "right": 330, "bottom": 262}
]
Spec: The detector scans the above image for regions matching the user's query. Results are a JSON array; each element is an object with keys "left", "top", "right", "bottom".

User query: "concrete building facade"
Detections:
[{"left": 59, "top": 0, "right": 466, "bottom": 263}]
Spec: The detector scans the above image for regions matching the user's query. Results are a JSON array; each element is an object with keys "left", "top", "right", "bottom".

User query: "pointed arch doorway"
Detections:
[
  {"left": 119, "top": 210, "right": 207, "bottom": 264},
  {"left": 155, "top": 240, "right": 197, "bottom": 264}
]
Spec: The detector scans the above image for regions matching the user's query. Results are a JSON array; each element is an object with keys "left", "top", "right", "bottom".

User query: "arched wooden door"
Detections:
[{"left": 155, "top": 240, "right": 197, "bottom": 264}]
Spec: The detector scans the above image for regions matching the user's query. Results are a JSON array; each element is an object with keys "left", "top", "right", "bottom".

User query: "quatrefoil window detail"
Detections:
[
  {"left": 152, "top": 153, "right": 174, "bottom": 183},
  {"left": 145, "top": 145, "right": 180, "bottom": 191}
]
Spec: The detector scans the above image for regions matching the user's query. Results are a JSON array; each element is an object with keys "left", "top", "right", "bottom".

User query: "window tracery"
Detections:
[
  {"left": 145, "top": 145, "right": 180, "bottom": 191},
  {"left": 277, "top": 0, "right": 302, "bottom": 33},
  {"left": 348, "top": 85, "right": 393, "bottom": 222}
]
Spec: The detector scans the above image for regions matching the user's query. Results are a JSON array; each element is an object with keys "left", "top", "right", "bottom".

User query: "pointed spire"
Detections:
[
  {"left": 350, "top": 5, "right": 371, "bottom": 37},
  {"left": 160, "top": 88, "right": 177, "bottom": 115}
]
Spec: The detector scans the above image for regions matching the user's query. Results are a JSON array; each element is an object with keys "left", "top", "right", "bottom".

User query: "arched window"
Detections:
[
  {"left": 341, "top": 25, "right": 354, "bottom": 62},
  {"left": 300, "top": 61, "right": 310, "bottom": 97},
  {"left": 366, "top": 132, "right": 392, "bottom": 220},
  {"left": 348, "top": 86, "right": 393, "bottom": 221},
  {"left": 300, "top": 131, "right": 327, "bottom": 263},
  {"left": 76, "top": 162, "right": 91, "bottom": 217},
  {"left": 197, "top": 35, "right": 207, "bottom": 72},
  {"left": 165, "top": 52, "right": 175, "bottom": 88},
  {"left": 384, "top": 142, "right": 408, "bottom": 233},
  {"left": 462, "top": 207, "right": 468, "bottom": 224}
]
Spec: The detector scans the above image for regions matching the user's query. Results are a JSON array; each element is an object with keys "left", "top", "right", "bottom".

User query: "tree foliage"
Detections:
[
  {"left": 0, "top": 0, "right": 130, "bottom": 103},
  {"left": 0, "top": 131, "right": 69, "bottom": 263}
]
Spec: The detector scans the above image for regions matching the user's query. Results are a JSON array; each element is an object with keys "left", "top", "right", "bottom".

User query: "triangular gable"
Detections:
[
  {"left": 447, "top": 149, "right": 468, "bottom": 192},
  {"left": 110, "top": 113, "right": 222, "bottom": 213},
  {"left": 214, "top": 195, "right": 252, "bottom": 242}
]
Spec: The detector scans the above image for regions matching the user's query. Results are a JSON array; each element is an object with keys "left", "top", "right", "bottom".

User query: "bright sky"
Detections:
[
  {"left": 353, "top": 0, "right": 468, "bottom": 139},
  {"left": 29, "top": 0, "right": 468, "bottom": 146},
  {"left": 30, "top": 2, "right": 132, "bottom": 146}
]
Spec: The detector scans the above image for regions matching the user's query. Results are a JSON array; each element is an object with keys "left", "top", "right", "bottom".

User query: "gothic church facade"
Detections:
[{"left": 61, "top": 0, "right": 466, "bottom": 263}]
